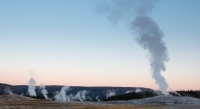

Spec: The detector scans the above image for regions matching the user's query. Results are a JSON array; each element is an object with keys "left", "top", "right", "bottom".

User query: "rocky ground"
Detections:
[
  {"left": 103, "top": 95, "right": 200, "bottom": 109},
  {"left": 107, "top": 95, "right": 200, "bottom": 105},
  {"left": 0, "top": 95, "right": 200, "bottom": 109}
]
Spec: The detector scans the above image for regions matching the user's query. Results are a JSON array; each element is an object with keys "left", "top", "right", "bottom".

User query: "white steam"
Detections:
[
  {"left": 125, "top": 88, "right": 142, "bottom": 94},
  {"left": 170, "top": 91, "right": 181, "bottom": 96},
  {"left": 73, "top": 90, "right": 88, "bottom": 101},
  {"left": 132, "top": 16, "right": 169, "bottom": 95},
  {"left": 4, "top": 87, "right": 13, "bottom": 95},
  {"left": 54, "top": 86, "right": 89, "bottom": 102},
  {"left": 60, "top": 86, "right": 70, "bottom": 101},
  {"left": 95, "top": 96, "right": 101, "bottom": 101},
  {"left": 54, "top": 91, "right": 61, "bottom": 101},
  {"left": 135, "top": 88, "right": 142, "bottom": 93},
  {"left": 98, "top": 0, "right": 169, "bottom": 95},
  {"left": 28, "top": 78, "right": 37, "bottom": 97},
  {"left": 125, "top": 90, "right": 134, "bottom": 94},
  {"left": 39, "top": 84, "right": 48, "bottom": 99},
  {"left": 106, "top": 90, "right": 116, "bottom": 98},
  {"left": 54, "top": 86, "right": 70, "bottom": 101}
]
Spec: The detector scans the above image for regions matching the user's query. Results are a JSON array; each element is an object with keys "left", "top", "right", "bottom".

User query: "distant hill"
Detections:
[{"left": 0, "top": 83, "right": 154, "bottom": 99}]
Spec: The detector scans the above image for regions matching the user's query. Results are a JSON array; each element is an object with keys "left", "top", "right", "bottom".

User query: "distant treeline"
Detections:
[
  {"left": 104, "top": 91, "right": 157, "bottom": 101},
  {"left": 1, "top": 89, "right": 200, "bottom": 101},
  {"left": 105, "top": 90, "right": 200, "bottom": 101},
  {"left": 171, "top": 90, "right": 200, "bottom": 99}
]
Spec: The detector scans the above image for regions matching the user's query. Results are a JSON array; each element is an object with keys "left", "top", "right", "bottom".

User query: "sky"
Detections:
[{"left": 0, "top": 0, "right": 200, "bottom": 91}]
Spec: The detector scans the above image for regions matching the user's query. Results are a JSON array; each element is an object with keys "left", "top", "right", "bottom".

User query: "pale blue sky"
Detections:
[{"left": 0, "top": 0, "right": 200, "bottom": 90}]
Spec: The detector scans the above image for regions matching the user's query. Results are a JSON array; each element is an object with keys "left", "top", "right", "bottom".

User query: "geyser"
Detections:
[
  {"left": 28, "top": 78, "right": 37, "bottom": 96},
  {"left": 39, "top": 84, "right": 48, "bottom": 99},
  {"left": 3, "top": 87, "right": 13, "bottom": 95},
  {"left": 132, "top": 16, "right": 169, "bottom": 95},
  {"left": 73, "top": 90, "right": 88, "bottom": 101},
  {"left": 54, "top": 86, "right": 70, "bottom": 101},
  {"left": 98, "top": 0, "right": 169, "bottom": 95},
  {"left": 54, "top": 87, "right": 89, "bottom": 102}
]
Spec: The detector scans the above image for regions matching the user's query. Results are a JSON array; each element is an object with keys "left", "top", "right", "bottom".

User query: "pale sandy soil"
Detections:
[{"left": 0, "top": 95, "right": 200, "bottom": 109}]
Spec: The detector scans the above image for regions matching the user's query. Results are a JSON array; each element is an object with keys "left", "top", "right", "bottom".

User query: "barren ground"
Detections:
[{"left": 0, "top": 95, "right": 200, "bottom": 109}]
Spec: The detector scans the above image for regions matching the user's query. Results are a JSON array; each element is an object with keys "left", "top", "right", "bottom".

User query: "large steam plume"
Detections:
[
  {"left": 28, "top": 78, "right": 37, "bottom": 96},
  {"left": 39, "top": 84, "right": 48, "bottom": 99},
  {"left": 98, "top": 0, "right": 169, "bottom": 95}
]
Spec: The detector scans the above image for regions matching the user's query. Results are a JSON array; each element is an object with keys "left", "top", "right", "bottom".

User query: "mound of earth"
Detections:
[{"left": 0, "top": 94, "right": 36, "bottom": 103}]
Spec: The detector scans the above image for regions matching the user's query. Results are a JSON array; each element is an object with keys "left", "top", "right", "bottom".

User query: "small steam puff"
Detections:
[
  {"left": 98, "top": 0, "right": 169, "bottom": 95},
  {"left": 95, "top": 96, "right": 100, "bottom": 101},
  {"left": 39, "top": 84, "right": 48, "bottom": 99},
  {"left": 106, "top": 90, "right": 116, "bottom": 98},
  {"left": 125, "top": 88, "right": 142, "bottom": 94},
  {"left": 170, "top": 91, "right": 181, "bottom": 96},
  {"left": 125, "top": 90, "right": 134, "bottom": 94},
  {"left": 135, "top": 88, "right": 142, "bottom": 93},
  {"left": 28, "top": 78, "right": 37, "bottom": 97},
  {"left": 4, "top": 87, "right": 13, "bottom": 95}
]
